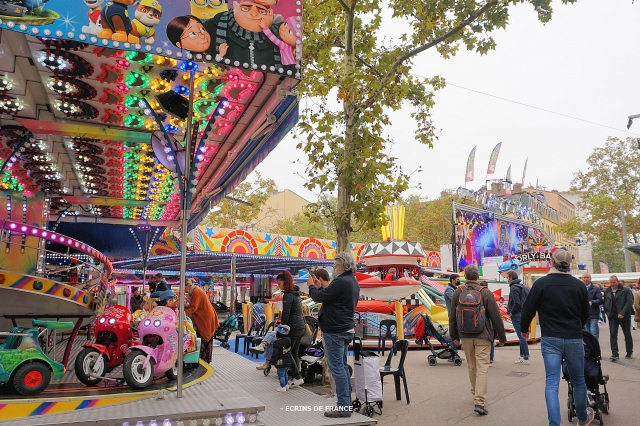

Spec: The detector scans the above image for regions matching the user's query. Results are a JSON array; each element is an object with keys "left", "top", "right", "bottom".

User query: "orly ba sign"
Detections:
[
  {"left": 515, "top": 251, "right": 551, "bottom": 263},
  {"left": 0, "top": 0, "right": 302, "bottom": 76}
]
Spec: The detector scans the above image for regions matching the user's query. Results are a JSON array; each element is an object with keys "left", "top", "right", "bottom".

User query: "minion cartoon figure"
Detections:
[{"left": 190, "top": 0, "right": 227, "bottom": 21}]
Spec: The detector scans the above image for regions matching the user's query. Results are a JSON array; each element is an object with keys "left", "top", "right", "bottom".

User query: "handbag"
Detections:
[{"left": 303, "top": 322, "right": 312, "bottom": 338}]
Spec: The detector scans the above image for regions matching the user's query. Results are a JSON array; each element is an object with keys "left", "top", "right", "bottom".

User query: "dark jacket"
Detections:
[
  {"left": 308, "top": 271, "right": 360, "bottom": 334},
  {"left": 604, "top": 285, "right": 634, "bottom": 319},
  {"left": 281, "top": 287, "right": 305, "bottom": 331},
  {"left": 449, "top": 282, "right": 506, "bottom": 343},
  {"left": 586, "top": 283, "right": 604, "bottom": 319},
  {"left": 156, "top": 279, "right": 170, "bottom": 292},
  {"left": 520, "top": 272, "right": 589, "bottom": 339},
  {"left": 444, "top": 284, "right": 456, "bottom": 313},
  {"left": 270, "top": 336, "right": 293, "bottom": 368},
  {"left": 507, "top": 278, "right": 528, "bottom": 316},
  {"left": 131, "top": 295, "right": 143, "bottom": 312}
]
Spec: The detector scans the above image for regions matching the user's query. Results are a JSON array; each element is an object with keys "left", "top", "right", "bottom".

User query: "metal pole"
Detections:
[
  {"left": 231, "top": 254, "right": 237, "bottom": 315},
  {"left": 621, "top": 205, "right": 631, "bottom": 273},
  {"left": 177, "top": 66, "right": 196, "bottom": 398},
  {"left": 142, "top": 231, "right": 149, "bottom": 293},
  {"left": 451, "top": 201, "right": 458, "bottom": 273}
]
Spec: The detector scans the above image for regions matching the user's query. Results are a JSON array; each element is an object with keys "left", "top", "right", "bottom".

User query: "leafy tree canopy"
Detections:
[
  {"left": 571, "top": 137, "right": 640, "bottom": 272},
  {"left": 298, "top": 0, "right": 577, "bottom": 251},
  {"left": 200, "top": 173, "right": 276, "bottom": 229}
]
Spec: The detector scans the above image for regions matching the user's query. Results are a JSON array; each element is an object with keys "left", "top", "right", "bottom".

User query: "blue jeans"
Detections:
[
  {"left": 584, "top": 318, "right": 599, "bottom": 340},
  {"left": 276, "top": 367, "right": 289, "bottom": 388},
  {"left": 541, "top": 337, "right": 588, "bottom": 426},
  {"left": 324, "top": 331, "right": 354, "bottom": 410},
  {"left": 263, "top": 331, "right": 277, "bottom": 360},
  {"left": 511, "top": 312, "right": 530, "bottom": 359}
]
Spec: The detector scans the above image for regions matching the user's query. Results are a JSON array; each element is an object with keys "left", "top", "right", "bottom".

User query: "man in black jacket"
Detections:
[
  {"left": 580, "top": 273, "right": 603, "bottom": 340},
  {"left": 308, "top": 251, "right": 359, "bottom": 418},
  {"left": 604, "top": 275, "right": 634, "bottom": 360},
  {"left": 520, "top": 249, "right": 594, "bottom": 426},
  {"left": 506, "top": 270, "right": 530, "bottom": 364}
]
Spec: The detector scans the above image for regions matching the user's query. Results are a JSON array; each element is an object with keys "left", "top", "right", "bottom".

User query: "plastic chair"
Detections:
[
  {"left": 248, "top": 321, "right": 276, "bottom": 358},
  {"left": 379, "top": 339, "right": 410, "bottom": 404},
  {"left": 377, "top": 319, "right": 397, "bottom": 356},
  {"left": 234, "top": 319, "right": 264, "bottom": 354}
]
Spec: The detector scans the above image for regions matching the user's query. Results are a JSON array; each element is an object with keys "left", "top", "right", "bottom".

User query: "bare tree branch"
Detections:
[
  {"left": 335, "top": 0, "right": 349, "bottom": 12},
  {"left": 358, "top": 1, "right": 498, "bottom": 113}
]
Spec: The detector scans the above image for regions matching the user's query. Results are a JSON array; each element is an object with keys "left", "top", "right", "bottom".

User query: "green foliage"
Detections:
[
  {"left": 298, "top": 0, "right": 577, "bottom": 251},
  {"left": 403, "top": 191, "right": 462, "bottom": 251},
  {"left": 200, "top": 173, "right": 276, "bottom": 229},
  {"left": 572, "top": 137, "right": 640, "bottom": 271}
]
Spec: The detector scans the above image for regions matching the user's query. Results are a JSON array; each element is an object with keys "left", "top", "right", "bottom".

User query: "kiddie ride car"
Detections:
[
  {"left": 0, "top": 319, "right": 72, "bottom": 396},
  {"left": 123, "top": 306, "right": 199, "bottom": 390},
  {"left": 74, "top": 304, "right": 135, "bottom": 386}
]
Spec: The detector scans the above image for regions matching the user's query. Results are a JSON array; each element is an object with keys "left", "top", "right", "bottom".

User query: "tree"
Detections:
[
  {"left": 200, "top": 172, "right": 276, "bottom": 229},
  {"left": 403, "top": 191, "right": 462, "bottom": 251},
  {"left": 297, "top": 0, "right": 577, "bottom": 251},
  {"left": 571, "top": 137, "right": 640, "bottom": 272},
  {"left": 271, "top": 199, "right": 380, "bottom": 243}
]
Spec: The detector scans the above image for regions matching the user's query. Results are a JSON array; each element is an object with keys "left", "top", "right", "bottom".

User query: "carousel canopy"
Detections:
[
  {"left": 360, "top": 241, "right": 427, "bottom": 259},
  {"left": 0, "top": 0, "right": 302, "bottom": 230}
]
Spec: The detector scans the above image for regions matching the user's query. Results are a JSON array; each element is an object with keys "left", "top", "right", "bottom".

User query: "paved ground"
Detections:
[{"left": 371, "top": 323, "right": 639, "bottom": 426}]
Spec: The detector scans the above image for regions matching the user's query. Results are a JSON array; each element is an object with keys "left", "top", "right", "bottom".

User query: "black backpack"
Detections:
[{"left": 456, "top": 285, "right": 486, "bottom": 334}]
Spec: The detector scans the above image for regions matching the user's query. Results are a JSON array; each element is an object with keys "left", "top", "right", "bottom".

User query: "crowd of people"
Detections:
[{"left": 129, "top": 273, "right": 219, "bottom": 363}]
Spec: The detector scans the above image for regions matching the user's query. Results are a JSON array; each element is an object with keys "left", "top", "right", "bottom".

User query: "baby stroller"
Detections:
[
  {"left": 414, "top": 314, "right": 462, "bottom": 366},
  {"left": 214, "top": 314, "right": 238, "bottom": 349},
  {"left": 564, "top": 330, "right": 610, "bottom": 425},
  {"left": 351, "top": 336, "right": 383, "bottom": 417}
]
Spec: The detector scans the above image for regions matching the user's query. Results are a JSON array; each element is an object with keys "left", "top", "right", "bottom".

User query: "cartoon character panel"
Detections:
[
  {"left": 455, "top": 207, "right": 543, "bottom": 270},
  {"left": 0, "top": 0, "right": 302, "bottom": 78}
]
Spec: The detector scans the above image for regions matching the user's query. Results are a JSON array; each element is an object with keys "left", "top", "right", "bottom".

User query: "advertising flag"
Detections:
[
  {"left": 635, "top": 260, "right": 639, "bottom": 272},
  {"left": 521, "top": 158, "right": 528, "bottom": 185},
  {"left": 465, "top": 146, "right": 477, "bottom": 183},
  {"left": 599, "top": 262, "right": 609, "bottom": 274},
  {"left": 487, "top": 142, "right": 502, "bottom": 174},
  {"left": 505, "top": 165, "right": 512, "bottom": 183}
]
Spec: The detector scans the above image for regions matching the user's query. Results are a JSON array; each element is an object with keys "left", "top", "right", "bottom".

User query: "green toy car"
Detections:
[{"left": 0, "top": 320, "right": 71, "bottom": 396}]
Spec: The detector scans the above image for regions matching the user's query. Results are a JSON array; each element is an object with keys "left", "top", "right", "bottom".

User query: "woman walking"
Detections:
[{"left": 277, "top": 270, "right": 306, "bottom": 387}]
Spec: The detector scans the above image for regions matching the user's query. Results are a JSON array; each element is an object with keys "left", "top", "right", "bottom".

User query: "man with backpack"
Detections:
[
  {"left": 449, "top": 264, "right": 506, "bottom": 416},
  {"left": 506, "top": 270, "right": 531, "bottom": 364},
  {"left": 520, "top": 249, "right": 593, "bottom": 426}
]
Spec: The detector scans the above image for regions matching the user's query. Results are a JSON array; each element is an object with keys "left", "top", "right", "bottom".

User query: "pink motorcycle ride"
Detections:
[{"left": 123, "top": 306, "right": 179, "bottom": 389}]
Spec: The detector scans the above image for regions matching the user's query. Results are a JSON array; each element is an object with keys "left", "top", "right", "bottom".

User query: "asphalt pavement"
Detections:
[{"left": 372, "top": 322, "right": 639, "bottom": 426}]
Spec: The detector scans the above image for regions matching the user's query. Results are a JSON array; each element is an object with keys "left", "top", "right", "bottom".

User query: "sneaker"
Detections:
[
  {"left": 625, "top": 353, "right": 633, "bottom": 359},
  {"left": 474, "top": 405, "right": 489, "bottom": 415},
  {"left": 447, "top": 358, "right": 454, "bottom": 362},
  {"left": 610, "top": 355, "right": 619, "bottom": 361},
  {"left": 276, "top": 386, "right": 287, "bottom": 392},
  {"left": 256, "top": 362, "right": 268, "bottom": 370},
  {"left": 288, "top": 378, "right": 304, "bottom": 388},
  {"left": 324, "top": 409, "right": 351, "bottom": 418},
  {"left": 489, "top": 361, "right": 494, "bottom": 367},
  {"left": 515, "top": 357, "right": 530, "bottom": 365},
  {"left": 577, "top": 407, "right": 595, "bottom": 426}
]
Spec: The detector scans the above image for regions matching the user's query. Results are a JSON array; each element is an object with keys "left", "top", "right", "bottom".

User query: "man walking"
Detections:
[
  {"left": 506, "top": 270, "right": 530, "bottom": 364},
  {"left": 580, "top": 273, "right": 603, "bottom": 340},
  {"left": 308, "top": 252, "right": 360, "bottom": 418},
  {"left": 444, "top": 273, "right": 460, "bottom": 314},
  {"left": 449, "top": 265, "right": 506, "bottom": 416},
  {"left": 520, "top": 249, "right": 594, "bottom": 426},
  {"left": 603, "top": 275, "right": 634, "bottom": 360}
]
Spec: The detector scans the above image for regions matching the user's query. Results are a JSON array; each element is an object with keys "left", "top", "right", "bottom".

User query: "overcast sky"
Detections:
[{"left": 249, "top": 0, "right": 640, "bottom": 203}]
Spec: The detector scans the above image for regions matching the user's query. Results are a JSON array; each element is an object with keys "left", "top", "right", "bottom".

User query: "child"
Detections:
[
  {"left": 259, "top": 16, "right": 301, "bottom": 66},
  {"left": 270, "top": 324, "right": 293, "bottom": 392}
]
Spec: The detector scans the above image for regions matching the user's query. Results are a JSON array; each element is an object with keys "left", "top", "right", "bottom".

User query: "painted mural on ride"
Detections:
[{"left": 0, "top": 0, "right": 302, "bottom": 78}]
